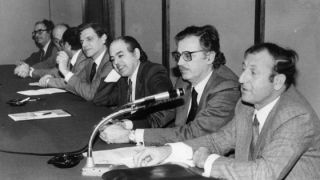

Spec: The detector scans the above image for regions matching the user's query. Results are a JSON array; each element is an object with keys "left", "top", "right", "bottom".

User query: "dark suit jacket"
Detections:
[
  {"left": 184, "top": 85, "right": 320, "bottom": 180},
  {"left": 24, "top": 41, "right": 58, "bottom": 67},
  {"left": 94, "top": 60, "right": 175, "bottom": 129},
  {"left": 46, "top": 51, "right": 87, "bottom": 89},
  {"left": 65, "top": 50, "right": 113, "bottom": 101},
  {"left": 143, "top": 65, "right": 240, "bottom": 146}
]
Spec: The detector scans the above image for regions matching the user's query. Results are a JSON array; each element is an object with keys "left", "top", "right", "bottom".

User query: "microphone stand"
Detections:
[{"left": 82, "top": 104, "right": 146, "bottom": 176}]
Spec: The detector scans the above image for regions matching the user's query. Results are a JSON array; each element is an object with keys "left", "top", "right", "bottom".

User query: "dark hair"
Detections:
[
  {"left": 62, "top": 27, "right": 81, "bottom": 50},
  {"left": 174, "top": 25, "right": 226, "bottom": 69},
  {"left": 111, "top": 36, "right": 148, "bottom": 62},
  {"left": 244, "top": 42, "right": 298, "bottom": 87},
  {"left": 77, "top": 23, "right": 108, "bottom": 45},
  {"left": 35, "top": 19, "right": 54, "bottom": 33}
]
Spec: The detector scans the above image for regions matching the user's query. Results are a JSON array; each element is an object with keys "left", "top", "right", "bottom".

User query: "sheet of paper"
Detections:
[
  {"left": 8, "top": 109, "right": 71, "bottom": 121},
  {"left": 83, "top": 146, "right": 195, "bottom": 168},
  {"left": 29, "top": 82, "right": 40, "bottom": 86},
  {"left": 17, "top": 88, "right": 67, "bottom": 96}
]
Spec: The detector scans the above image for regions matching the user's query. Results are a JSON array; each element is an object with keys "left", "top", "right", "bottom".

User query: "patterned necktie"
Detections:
[
  {"left": 127, "top": 78, "right": 132, "bottom": 103},
  {"left": 250, "top": 114, "right": 260, "bottom": 158},
  {"left": 186, "top": 88, "right": 198, "bottom": 124},
  {"left": 39, "top": 49, "right": 44, "bottom": 62},
  {"left": 89, "top": 62, "right": 97, "bottom": 83}
]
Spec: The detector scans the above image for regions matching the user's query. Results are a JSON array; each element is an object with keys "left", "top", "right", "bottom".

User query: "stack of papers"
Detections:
[
  {"left": 8, "top": 109, "right": 71, "bottom": 121},
  {"left": 17, "top": 88, "right": 67, "bottom": 96},
  {"left": 83, "top": 146, "right": 195, "bottom": 168}
]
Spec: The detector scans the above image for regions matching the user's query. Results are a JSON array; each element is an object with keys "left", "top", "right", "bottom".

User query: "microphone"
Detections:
[{"left": 126, "top": 88, "right": 185, "bottom": 106}]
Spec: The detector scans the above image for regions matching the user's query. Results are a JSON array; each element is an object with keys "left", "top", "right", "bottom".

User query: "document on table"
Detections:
[
  {"left": 17, "top": 88, "right": 67, "bottom": 96},
  {"left": 83, "top": 146, "right": 195, "bottom": 168},
  {"left": 8, "top": 109, "right": 72, "bottom": 121}
]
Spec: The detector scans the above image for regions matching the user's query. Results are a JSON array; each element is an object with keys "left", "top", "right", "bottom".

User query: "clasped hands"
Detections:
[
  {"left": 99, "top": 119, "right": 131, "bottom": 144},
  {"left": 14, "top": 62, "right": 30, "bottom": 78}
]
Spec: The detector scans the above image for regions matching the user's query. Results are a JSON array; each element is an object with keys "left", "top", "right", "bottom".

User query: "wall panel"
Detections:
[{"left": 265, "top": 0, "right": 320, "bottom": 116}]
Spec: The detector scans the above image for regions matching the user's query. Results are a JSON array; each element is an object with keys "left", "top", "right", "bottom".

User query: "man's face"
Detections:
[
  {"left": 52, "top": 27, "right": 67, "bottom": 51},
  {"left": 109, "top": 40, "right": 140, "bottom": 77},
  {"left": 80, "top": 27, "right": 106, "bottom": 60},
  {"left": 176, "top": 36, "right": 212, "bottom": 85},
  {"left": 239, "top": 50, "right": 277, "bottom": 109},
  {"left": 33, "top": 23, "right": 51, "bottom": 47}
]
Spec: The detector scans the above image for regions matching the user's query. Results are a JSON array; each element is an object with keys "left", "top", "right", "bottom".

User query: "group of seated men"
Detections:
[{"left": 14, "top": 19, "right": 320, "bottom": 179}]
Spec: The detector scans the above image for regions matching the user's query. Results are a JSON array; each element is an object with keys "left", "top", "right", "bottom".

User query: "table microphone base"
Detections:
[{"left": 82, "top": 164, "right": 116, "bottom": 176}]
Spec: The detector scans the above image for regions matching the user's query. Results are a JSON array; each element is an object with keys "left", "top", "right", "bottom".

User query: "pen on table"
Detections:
[
  {"left": 29, "top": 98, "right": 45, "bottom": 101},
  {"left": 42, "top": 112, "right": 52, "bottom": 115}
]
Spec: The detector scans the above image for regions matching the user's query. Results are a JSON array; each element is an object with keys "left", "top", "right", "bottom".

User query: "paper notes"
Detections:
[
  {"left": 83, "top": 146, "right": 195, "bottom": 168},
  {"left": 8, "top": 109, "right": 71, "bottom": 121},
  {"left": 17, "top": 88, "right": 67, "bottom": 96}
]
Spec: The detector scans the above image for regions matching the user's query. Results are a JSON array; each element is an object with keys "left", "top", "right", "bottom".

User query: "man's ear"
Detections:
[
  {"left": 133, "top": 48, "right": 141, "bottom": 60},
  {"left": 207, "top": 51, "right": 216, "bottom": 65},
  {"left": 101, "top": 34, "right": 107, "bottom": 44},
  {"left": 274, "top": 74, "right": 286, "bottom": 90}
]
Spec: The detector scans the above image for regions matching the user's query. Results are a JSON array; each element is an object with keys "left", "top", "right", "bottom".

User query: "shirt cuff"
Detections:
[
  {"left": 64, "top": 72, "right": 74, "bottom": 82},
  {"left": 121, "top": 119, "right": 133, "bottom": 130},
  {"left": 135, "top": 129, "right": 145, "bottom": 145},
  {"left": 29, "top": 68, "right": 34, "bottom": 77},
  {"left": 166, "top": 142, "right": 193, "bottom": 160},
  {"left": 202, "top": 154, "right": 220, "bottom": 177}
]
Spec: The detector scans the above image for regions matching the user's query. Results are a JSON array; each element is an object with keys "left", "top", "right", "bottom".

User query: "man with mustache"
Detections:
[
  {"left": 133, "top": 43, "right": 320, "bottom": 180},
  {"left": 99, "top": 25, "right": 240, "bottom": 145},
  {"left": 56, "top": 23, "right": 113, "bottom": 101},
  {"left": 14, "top": 19, "right": 60, "bottom": 78}
]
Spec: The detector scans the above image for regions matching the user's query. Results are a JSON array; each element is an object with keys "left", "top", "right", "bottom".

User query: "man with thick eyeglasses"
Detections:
[
  {"left": 100, "top": 25, "right": 240, "bottom": 146},
  {"left": 14, "top": 19, "right": 57, "bottom": 78}
]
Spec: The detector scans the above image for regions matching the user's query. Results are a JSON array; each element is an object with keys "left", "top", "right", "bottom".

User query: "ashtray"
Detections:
[
  {"left": 6, "top": 97, "right": 30, "bottom": 106},
  {"left": 48, "top": 153, "right": 84, "bottom": 168}
]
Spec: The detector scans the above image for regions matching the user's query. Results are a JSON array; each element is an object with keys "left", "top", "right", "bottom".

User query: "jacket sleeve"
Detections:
[
  {"left": 143, "top": 80, "right": 240, "bottom": 146},
  {"left": 31, "top": 47, "right": 58, "bottom": 70}
]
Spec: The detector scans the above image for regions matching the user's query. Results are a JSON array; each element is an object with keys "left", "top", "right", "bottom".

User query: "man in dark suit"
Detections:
[
  {"left": 134, "top": 43, "right": 320, "bottom": 180},
  {"left": 99, "top": 25, "right": 240, "bottom": 145},
  {"left": 94, "top": 36, "right": 175, "bottom": 129},
  {"left": 14, "top": 19, "right": 59, "bottom": 78},
  {"left": 56, "top": 23, "right": 113, "bottom": 101},
  {"left": 38, "top": 27, "right": 86, "bottom": 89}
]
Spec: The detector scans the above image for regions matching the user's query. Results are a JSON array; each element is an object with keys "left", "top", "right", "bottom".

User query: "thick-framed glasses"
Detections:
[
  {"left": 171, "top": 50, "right": 205, "bottom": 62},
  {"left": 53, "top": 38, "right": 64, "bottom": 48},
  {"left": 32, "top": 29, "right": 48, "bottom": 36}
]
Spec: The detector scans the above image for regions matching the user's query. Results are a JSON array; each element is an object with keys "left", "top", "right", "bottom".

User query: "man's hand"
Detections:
[
  {"left": 193, "top": 147, "right": 211, "bottom": 168},
  {"left": 56, "top": 51, "right": 70, "bottom": 76},
  {"left": 14, "top": 63, "right": 30, "bottom": 78},
  {"left": 99, "top": 124, "right": 130, "bottom": 144},
  {"left": 39, "top": 75, "right": 53, "bottom": 87},
  {"left": 133, "top": 146, "right": 172, "bottom": 167}
]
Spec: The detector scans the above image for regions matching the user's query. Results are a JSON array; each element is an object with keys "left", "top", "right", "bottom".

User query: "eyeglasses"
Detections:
[
  {"left": 171, "top": 50, "right": 205, "bottom": 62},
  {"left": 53, "top": 38, "right": 64, "bottom": 47},
  {"left": 32, "top": 29, "right": 48, "bottom": 36}
]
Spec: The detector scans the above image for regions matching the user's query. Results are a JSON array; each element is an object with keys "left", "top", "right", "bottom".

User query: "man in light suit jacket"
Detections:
[
  {"left": 94, "top": 36, "right": 175, "bottom": 129},
  {"left": 134, "top": 43, "right": 320, "bottom": 180},
  {"left": 99, "top": 25, "right": 240, "bottom": 145},
  {"left": 38, "top": 27, "right": 86, "bottom": 89},
  {"left": 57, "top": 23, "right": 113, "bottom": 101}
]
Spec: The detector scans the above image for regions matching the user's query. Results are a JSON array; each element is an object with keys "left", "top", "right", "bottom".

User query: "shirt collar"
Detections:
[
  {"left": 93, "top": 49, "right": 107, "bottom": 69},
  {"left": 193, "top": 71, "right": 213, "bottom": 102},
  {"left": 254, "top": 96, "right": 281, "bottom": 131},
  {"left": 70, "top": 50, "right": 81, "bottom": 66},
  {"left": 128, "top": 62, "right": 141, "bottom": 85},
  {"left": 42, "top": 40, "right": 51, "bottom": 55}
]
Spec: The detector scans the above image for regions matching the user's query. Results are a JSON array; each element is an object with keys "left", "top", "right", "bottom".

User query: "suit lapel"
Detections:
[
  {"left": 236, "top": 105, "right": 254, "bottom": 161},
  {"left": 135, "top": 62, "right": 145, "bottom": 100},
  {"left": 175, "top": 84, "right": 192, "bottom": 126}
]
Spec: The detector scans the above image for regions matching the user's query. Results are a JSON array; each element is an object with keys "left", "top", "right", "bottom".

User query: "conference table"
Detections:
[{"left": 0, "top": 65, "right": 133, "bottom": 180}]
